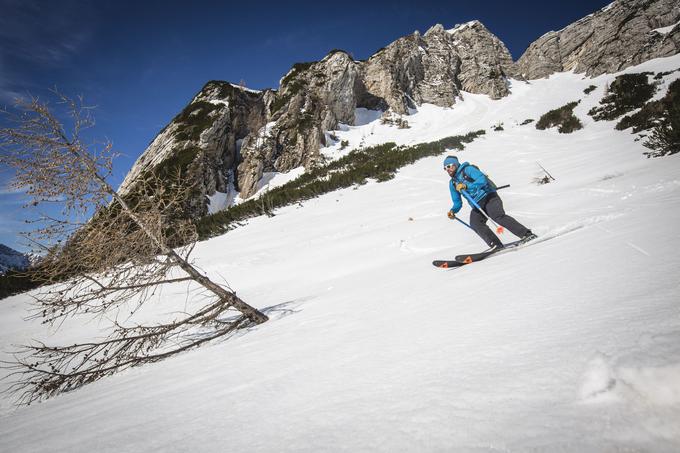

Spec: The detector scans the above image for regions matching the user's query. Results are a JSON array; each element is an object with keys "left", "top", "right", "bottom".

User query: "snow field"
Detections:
[{"left": 1, "top": 54, "right": 680, "bottom": 452}]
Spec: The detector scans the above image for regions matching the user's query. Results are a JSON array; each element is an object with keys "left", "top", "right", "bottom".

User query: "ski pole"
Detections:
[
  {"left": 453, "top": 217, "right": 473, "bottom": 230},
  {"left": 461, "top": 189, "right": 504, "bottom": 234}
]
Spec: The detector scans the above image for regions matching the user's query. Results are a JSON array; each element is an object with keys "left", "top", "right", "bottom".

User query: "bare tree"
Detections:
[{"left": 0, "top": 91, "right": 267, "bottom": 405}]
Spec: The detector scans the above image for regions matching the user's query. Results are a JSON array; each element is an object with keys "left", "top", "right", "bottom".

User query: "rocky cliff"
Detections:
[
  {"left": 119, "top": 81, "right": 271, "bottom": 217},
  {"left": 358, "top": 21, "right": 515, "bottom": 115},
  {"left": 237, "top": 51, "right": 366, "bottom": 196},
  {"left": 517, "top": 0, "right": 680, "bottom": 79},
  {"left": 122, "top": 21, "right": 515, "bottom": 208}
]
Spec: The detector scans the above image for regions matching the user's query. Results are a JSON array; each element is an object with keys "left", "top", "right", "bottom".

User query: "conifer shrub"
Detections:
[
  {"left": 172, "top": 101, "right": 221, "bottom": 142},
  {"left": 616, "top": 78, "right": 680, "bottom": 134},
  {"left": 536, "top": 101, "right": 583, "bottom": 133},
  {"left": 615, "top": 102, "right": 665, "bottom": 133},
  {"left": 584, "top": 85, "right": 597, "bottom": 94},
  {"left": 271, "top": 80, "right": 307, "bottom": 115},
  {"left": 642, "top": 79, "right": 680, "bottom": 157},
  {"left": 588, "top": 73, "right": 656, "bottom": 121},
  {"left": 654, "top": 69, "right": 679, "bottom": 80},
  {"left": 520, "top": 119, "right": 534, "bottom": 126},
  {"left": 205, "top": 80, "right": 239, "bottom": 99},
  {"left": 280, "top": 62, "right": 316, "bottom": 87},
  {"left": 196, "top": 130, "right": 486, "bottom": 238}
]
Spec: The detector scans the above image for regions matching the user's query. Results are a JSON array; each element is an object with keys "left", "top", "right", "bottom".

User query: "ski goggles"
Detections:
[{"left": 444, "top": 164, "right": 457, "bottom": 170}]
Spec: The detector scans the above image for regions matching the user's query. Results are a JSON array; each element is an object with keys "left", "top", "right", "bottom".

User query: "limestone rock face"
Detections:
[
  {"left": 237, "top": 51, "right": 362, "bottom": 198},
  {"left": 119, "top": 81, "right": 269, "bottom": 217},
  {"left": 361, "top": 32, "right": 431, "bottom": 114},
  {"left": 360, "top": 22, "right": 514, "bottom": 114},
  {"left": 517, "top": 0, "right": 680, "bottom": 79},
  {"left": 445, "top": 21, "right": 517, "bottom": 97}
]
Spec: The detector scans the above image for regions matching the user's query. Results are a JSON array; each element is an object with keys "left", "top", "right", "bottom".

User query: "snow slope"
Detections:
[{"left": 1, "top": 55, "right": 680, "bottom": 452}]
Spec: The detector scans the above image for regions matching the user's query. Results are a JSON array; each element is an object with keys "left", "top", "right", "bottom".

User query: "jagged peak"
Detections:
[
  {"left": 321, "top": 49, "right": 352, "bottom": 61},
  {"left": 424, "top": 23, "right": 445, "bottom": 37}
]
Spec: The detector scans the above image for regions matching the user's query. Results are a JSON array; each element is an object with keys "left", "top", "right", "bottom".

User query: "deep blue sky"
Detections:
[{"left": 0, "top": 0, "right": 612, "bottom": 251}]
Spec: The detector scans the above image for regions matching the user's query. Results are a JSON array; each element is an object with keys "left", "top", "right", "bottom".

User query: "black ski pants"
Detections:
[{"left": 470, "top": 193, "right": 530, "bottom": 247}]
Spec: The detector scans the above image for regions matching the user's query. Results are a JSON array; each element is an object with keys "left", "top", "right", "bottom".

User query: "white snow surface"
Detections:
[
  {"left": 601, "top": 1, "right": 617, "bottom": 13},
  {"left": 229, "top": 82, "right": 262, "bottom": 94},
  {"left": 447, "top": 20, "right": 481, "bottom": 34},
  {"left": 207, "top": 190, "right": 234, "bottom": 214},
  {"left": 2, "top": 54, "right": 680, "bottom": 452},
  {"left": 654, "top": 20, "right": 680, "bottom": 35}
]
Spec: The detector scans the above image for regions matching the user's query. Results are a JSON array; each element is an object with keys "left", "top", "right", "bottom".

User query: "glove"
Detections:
[
  {"left": 456, "top": 182, "right": 467, "bottom": 191},
  {"left": 447, "top": 210, "right": 456, "bottom": 219}
]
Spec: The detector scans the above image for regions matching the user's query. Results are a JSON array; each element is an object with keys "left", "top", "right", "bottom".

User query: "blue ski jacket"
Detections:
[{"left": 449, "top": 162, "right": 496, "bottom": 213}]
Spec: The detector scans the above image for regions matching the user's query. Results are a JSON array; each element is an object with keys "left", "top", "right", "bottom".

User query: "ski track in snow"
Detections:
[{"left": 1, "top": 54, "right": 680, "bottom": 452}]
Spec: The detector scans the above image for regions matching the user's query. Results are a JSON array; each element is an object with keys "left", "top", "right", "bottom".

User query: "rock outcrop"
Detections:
[
  {"left": 446, "top": 21, "right": 518, "bottom": 96},
  {"left": 517, "top": 0, "right": 680, "bottom": 79},
  {"left": 237, "top": 51, "right": 362, "bottom": 196},
  {"left": 360, "top": 21, "right": 514, "bottom": 115},
  {"left": 119, "top": 81, "right": 270, "bottom": 217}
]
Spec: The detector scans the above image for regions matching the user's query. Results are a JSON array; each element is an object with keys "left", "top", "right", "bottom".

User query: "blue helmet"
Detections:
[{"left": 443, "top": 155, "right": 459, "bottom": 169}]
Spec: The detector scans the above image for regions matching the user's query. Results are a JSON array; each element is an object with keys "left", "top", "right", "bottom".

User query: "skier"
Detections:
[{"left": 444, "top": 155, "right": 536, "bottom": 250}]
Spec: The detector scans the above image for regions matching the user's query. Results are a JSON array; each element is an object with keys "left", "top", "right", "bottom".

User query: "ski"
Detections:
[
  {"left": 433, "top": 238, "right": 535, "bottom": 268},
  {"left": 455, "top": 238, "right": 529, "bottom": 263},
  {"left": 432, "top": 259, "right": 468, "bottom": 269},
  {"left": 435, "top": 225, "right": 584, "bottom": 269},
  {"left": 433, "top": 240, "right": 523, "bottom": 268}
]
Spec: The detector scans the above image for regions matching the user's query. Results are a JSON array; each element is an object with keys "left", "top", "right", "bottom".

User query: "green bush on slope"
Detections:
[{"left": 536, "top": 101, "right": 583, "bottom": 133}]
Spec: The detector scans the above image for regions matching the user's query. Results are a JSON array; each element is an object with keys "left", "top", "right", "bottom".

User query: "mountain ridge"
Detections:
[
  {"left": 118, "top": 0, "right": 680, "bottom": 219},
  {"left": 0, "top": 244, "right": 30, "bottom": 275}
]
